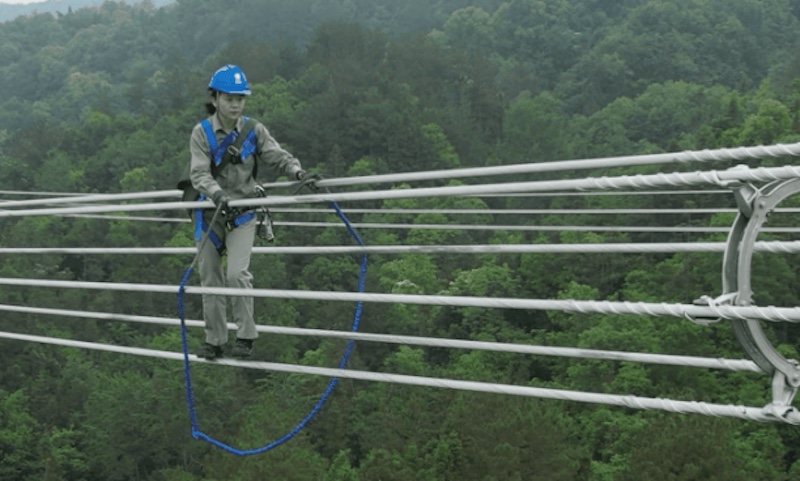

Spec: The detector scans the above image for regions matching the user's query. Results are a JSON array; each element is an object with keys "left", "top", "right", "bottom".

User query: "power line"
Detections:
[
  {"left": 0, "top": 303, "right": 761, "bottom": 372},
  {"left": 0, "top": 331, "right": 790, "bottom": 423},
  {"left": 2, "top": 277, "right": 800, "bottom": 323},
  {"left": 1, "top": 240, "right": 800, "bottom": 255},
  {"left": 0, "top": 163, "right": 797, "bottom": 220}
]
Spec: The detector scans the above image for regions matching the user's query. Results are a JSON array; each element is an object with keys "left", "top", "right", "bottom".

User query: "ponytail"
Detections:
[{"left": 205, "top": 90, "right": 218, "bottom": 115}]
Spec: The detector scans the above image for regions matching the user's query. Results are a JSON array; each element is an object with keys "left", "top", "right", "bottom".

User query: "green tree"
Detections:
[
  {"left": 449, "top": 395, "right": 586, "bottom": 481},
  {"left": 620, "top": 416, "right": 770, "bottom": 481},
  {"left": 736, "top": 98, "right": 793, "bottom": 146},
  {"left": 441, "top": 6, "right": 494, "bottom": 56},
  {"left": 500, "top": 91, "right": 574, "bottom": 164},
  {"left": 325, "top": 449, "right": 359, "bottom": 481},
  {"left": 0, "top": 390, "right": 41, "bottom": 481},
  {"left": 39, "top": 428, "right": 90, "bottom": 481},
  {"left": 357, "top": 448, "right": 418, "bottom": 480}
]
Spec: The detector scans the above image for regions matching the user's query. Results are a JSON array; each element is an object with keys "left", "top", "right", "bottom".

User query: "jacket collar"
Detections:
[{"left": 210, "top": 113, "right": 244, "bottom": 134}]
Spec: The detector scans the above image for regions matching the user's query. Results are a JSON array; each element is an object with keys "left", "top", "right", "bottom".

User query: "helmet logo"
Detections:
[{"left": 234, "top": 73, "right": 242, "bottom": 84}]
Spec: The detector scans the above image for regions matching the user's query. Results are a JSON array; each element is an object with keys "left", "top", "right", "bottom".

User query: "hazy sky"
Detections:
[{"left": 0, "top": 0, "right": 43, "bottom": 3}]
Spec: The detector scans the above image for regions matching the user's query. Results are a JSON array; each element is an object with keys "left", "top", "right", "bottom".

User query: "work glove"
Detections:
[
  {"left": 211, "top": 190, "right": 230, "bottom": 211},
  {"left": 296, "top": 169, "right": 323, "bottom": 182},
  {"left": 295, "top": 170, "right": 323, "bottom": 193}
]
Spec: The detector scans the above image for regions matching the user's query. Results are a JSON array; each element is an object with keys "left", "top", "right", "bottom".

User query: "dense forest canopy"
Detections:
[{"left": 3, "top": 0, "right": 800, "bottom": 480}]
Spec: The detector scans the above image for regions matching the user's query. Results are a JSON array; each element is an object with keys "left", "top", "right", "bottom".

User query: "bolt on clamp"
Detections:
[{"left": 687, "top": 292, "right": 739, "bottom": 326}]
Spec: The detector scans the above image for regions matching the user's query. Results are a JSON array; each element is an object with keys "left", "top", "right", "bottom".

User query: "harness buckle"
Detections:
[
  {"left": 225, "top": 207, "right": 242, "bottom": 231},
  {"left": 226, "top": 144, "right": 241, "bottom": 162}
]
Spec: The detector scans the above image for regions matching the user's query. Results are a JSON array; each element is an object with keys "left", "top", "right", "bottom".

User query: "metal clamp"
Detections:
[
  {"left": 687, "top": 292, "right": 739, "bottom": 326},
  {"left": 721, "top": 173, "right": 800, "bottom": 413},
  {"left": 763, "top": 368, "right": 800, "bottom": 423}
]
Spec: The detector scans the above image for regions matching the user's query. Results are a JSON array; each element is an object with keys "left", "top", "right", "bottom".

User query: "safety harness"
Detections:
[{"left": 178, "top": 116, "right": 273, "bottom": 255}]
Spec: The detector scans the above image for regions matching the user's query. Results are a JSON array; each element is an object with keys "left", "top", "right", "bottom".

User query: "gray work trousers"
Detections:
[{"left": 196, "top": 216, "right": 258, "bottom": 346}]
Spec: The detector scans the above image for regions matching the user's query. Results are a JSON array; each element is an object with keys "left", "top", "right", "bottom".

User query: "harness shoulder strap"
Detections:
[
  {"left": 200, "top": 119, "right": 218, "bottom": 157},
  {"left": 231, "top": 117, "right": 258, "bottom": 173},
  {"left": 205, "top": 117, "right": 258, "bottom": 178}
]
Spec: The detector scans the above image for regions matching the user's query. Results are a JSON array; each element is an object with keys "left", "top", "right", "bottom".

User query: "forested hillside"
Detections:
[
  {"left": 0, "top": 0, "right": 174, "bottom": 24},
  {"left": 2, "top": 0, "right": 800, "bottom": 479}
]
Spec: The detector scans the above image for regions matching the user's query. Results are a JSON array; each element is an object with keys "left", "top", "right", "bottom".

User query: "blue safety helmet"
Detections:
[{"left": 208, "top": 64, "right": 251, "bottom": 96}]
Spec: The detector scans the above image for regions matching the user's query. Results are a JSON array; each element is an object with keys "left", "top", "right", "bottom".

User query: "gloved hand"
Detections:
[
  {"left": 296, "top": 169, "right": 322, "bottom": 185},
  {"left": 211, "top": 190, "right": 230, "bottom": 210},
  {"left": 294, "top": 169, "right": 323, "bottom": 193}
]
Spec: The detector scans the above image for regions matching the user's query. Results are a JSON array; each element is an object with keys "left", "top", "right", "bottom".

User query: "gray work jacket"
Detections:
[{"left": 189, "top": 113, "right": 303, "bottom": 201}]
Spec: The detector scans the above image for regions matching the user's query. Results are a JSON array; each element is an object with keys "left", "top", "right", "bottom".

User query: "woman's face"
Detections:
[{"left": 213, "top": 92, "right": 246, "bottom": 123}]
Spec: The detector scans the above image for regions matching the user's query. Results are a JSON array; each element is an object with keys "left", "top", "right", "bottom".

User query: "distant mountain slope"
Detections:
[{"left": 0, "top": 0, "right": 174, "bottom": 23}]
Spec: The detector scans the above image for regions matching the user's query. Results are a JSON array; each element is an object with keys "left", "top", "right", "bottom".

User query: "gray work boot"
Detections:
[{"left": 196, "top": 343, "right": 224, "bottom": 360}]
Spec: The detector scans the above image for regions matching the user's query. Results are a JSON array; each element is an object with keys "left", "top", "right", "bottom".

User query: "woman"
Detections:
[{"left": 189, "top": 64, "right": 311, "bottom": 359}]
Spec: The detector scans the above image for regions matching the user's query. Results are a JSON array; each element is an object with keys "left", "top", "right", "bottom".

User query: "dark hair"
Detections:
[{"left": 204, "top": 89, "right": 218, "bottom": 115}]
